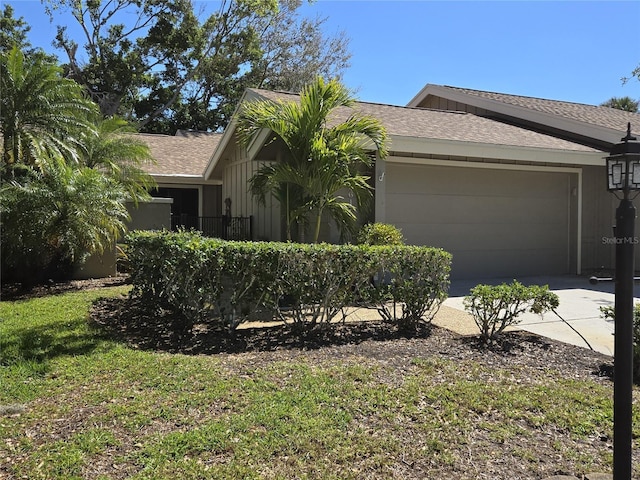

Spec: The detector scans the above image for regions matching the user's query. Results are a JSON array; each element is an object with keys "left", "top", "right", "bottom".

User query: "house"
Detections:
[
  {"left": 139, "top": 85, "right": 640, "bottom": 280},
  {"left": 77, "top": 130, "right": 225, "bottom": 279},
  {"left": 140, "top": 129, "right": 223, "bottom": 223}
]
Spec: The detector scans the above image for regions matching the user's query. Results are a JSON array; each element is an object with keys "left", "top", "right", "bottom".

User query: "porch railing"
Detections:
[{"left": 171, "top": 215, "right": 253, "bottom": 241}]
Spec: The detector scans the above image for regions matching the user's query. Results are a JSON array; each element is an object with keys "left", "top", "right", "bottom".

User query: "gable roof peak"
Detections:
[{"left": 410, "top": 83, "right": 639, "bottom": 146}]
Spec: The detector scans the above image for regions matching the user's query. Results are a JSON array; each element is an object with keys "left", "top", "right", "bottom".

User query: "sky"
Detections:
[{"left": 4, "top": 0, "right": 640, "bottom": 108}]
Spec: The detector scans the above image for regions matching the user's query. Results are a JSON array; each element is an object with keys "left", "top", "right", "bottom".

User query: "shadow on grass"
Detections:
[
  {"left": 90, "top": 296, "right": 435, "bottom": 355},
  {"left": 1, "top": 281, "right": 128, "bottom": 370},
  {"left": 0, "top": 320, "right": 104, "bottom": 370}
]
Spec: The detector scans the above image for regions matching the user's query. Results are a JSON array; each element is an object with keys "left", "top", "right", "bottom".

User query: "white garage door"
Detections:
[{"left": 385, "top": 163, "right": 575, "bottom": 279}]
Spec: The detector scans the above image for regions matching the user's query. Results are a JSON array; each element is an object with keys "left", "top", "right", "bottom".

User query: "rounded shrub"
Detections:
[
  {"left": 464, "top": 281, "right": 559, "bottom": 344},
  {"left": 357, "top": 223, "right": 404, "bottom": 246}
]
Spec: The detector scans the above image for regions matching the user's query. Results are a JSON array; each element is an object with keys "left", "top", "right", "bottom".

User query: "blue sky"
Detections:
[{"left": 5, "top": 0, "right": 640, "bottom": 107}]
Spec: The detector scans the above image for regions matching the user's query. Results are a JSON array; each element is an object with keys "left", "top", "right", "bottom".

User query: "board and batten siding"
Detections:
[
  {"left": 221, "top": 143, "right": 281, "bottom": 241},
  {"left": 418, "top": 96, "right": 491, "bottom": 117},
  {"left": 581, "top": 165, "right": 640, "bottom": 273}
]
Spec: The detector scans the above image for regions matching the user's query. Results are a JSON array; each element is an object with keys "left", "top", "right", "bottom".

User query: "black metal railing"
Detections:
[{"left": 171, "top": 215, "right": 253, "bottom": 241}]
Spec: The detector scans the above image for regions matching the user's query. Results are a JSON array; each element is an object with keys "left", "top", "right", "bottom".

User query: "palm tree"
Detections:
[
  {"left": 244, "top": 161, "right": 306, "bottom": 241},
  {"left": 295, "top": 120, "right": 384, "bottom": 242},
  {"left": 0, "top": 46, "right": 98, "bottom": 172},
  {"left": 0, "top": 48, "right": 152, "bottom": 285},
  {"left": 82, "top": 116, "right": 156, "bottom": 205},
  {"left": 600, "top": 96, "right": 639, "bottom": 113},
  {"left": 237, "top": 77, "right": 388, "bottom": 242},
  {"left": 0, "top": 164, "right": 130, "bottom": 284}
]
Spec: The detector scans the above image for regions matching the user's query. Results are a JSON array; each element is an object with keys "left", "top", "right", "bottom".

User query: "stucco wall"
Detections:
[
  {"left": 73, "top": 247, "right": 117, "bottom": 280},
  {"left": 127, "top": 198, "right": 173, "bottom": 231},
  {"left": 73, "top": 198, "right": 173, "bottom": 280}
]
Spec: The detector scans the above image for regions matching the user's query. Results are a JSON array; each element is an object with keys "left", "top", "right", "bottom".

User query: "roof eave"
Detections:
[
  {"left": 389, "top": 135, "right": 605, "bottom": 166},
  {"left": 152, "top": 173, "right": 222, "bottom": 186},
  {"left": 406, "top": 82, "right": 434, "bottom": 108},
  {"left": 408, "top": 84, "right": 630, "bottom": 146},
  {"left": 204, "top": 89, "right": 270, "bottom": 181}
]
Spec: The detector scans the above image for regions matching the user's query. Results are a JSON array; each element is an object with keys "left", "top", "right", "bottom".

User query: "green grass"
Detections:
[{"left": 0, "top": 286, "right": 636, "bottom": 479}]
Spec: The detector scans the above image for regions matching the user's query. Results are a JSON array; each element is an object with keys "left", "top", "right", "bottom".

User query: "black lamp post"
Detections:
[{"left": 606, "top": 122, "right": 640, "bottom": 479}]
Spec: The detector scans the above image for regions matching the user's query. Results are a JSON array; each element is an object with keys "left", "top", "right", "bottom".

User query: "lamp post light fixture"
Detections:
[
  {"left": 606, "top": 122, "right": 640, "bottom": 480},
  {"left": 608, "top": 125, "right": 640, "bottom": 192}
]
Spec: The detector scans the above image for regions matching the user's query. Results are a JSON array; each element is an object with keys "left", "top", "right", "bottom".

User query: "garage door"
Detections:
[{"left": 384, "top": 163, "right": 576, "bottom": 279}]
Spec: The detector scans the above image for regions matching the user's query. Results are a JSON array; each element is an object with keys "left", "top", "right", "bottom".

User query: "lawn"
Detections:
[{"left": 0, "top": 285, "right": 637, "bottom": 479}]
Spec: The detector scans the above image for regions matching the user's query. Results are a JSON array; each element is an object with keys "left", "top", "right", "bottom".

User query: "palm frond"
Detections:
[
  {"left": 1, "top": 46, "right": 99, "bottom": 171},
  {"left": 80, "top": 116, "right": 156, "bottom": 204},
  {"left": 236, "top": 75, "right": 389, "bottom": 242}
]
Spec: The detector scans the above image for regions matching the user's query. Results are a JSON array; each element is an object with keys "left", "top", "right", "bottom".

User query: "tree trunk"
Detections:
[
  {"left": 313, "top": 207, "right": 324, "bottom": 243},
  {"left": 285, "top": 184, "right": 292, "bottom": 241}
]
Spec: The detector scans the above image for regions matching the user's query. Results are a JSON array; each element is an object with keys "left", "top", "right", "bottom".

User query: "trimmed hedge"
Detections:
[{"left": 125, "top": 230, "right": 451, "bottom": 333}]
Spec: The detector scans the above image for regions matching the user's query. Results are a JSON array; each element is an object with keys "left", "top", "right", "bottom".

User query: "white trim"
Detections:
[
  {"left": 385, "top": 156, "right": 583, "bottom": 275},
  {"left": 203, "top": 119, "right": 236, "bottom": 181},
  {"left": 577, "top": 172, "right": 583, "bottom": 275},
  {"left": 567, "top": 177, "right": 571, "bottom": 273},
  {"left": 389, "top": 135, "right": 604, "bottom": 166},
  {"left": 152, "top": 174, "right": 222, "bottom": 186},
  {"left": 126, "top": 197, "right": 174, "bottom": 206},
  {"left": 153, "top": 174, "right": 202, "bottom": 179},
  {"left": 406, "top": 83, "right": 435, "bottom": 107},
  {"left": 247, "top": 128, "right": 272, "bottom": 161},
  {"left": 387, "top": 155, "right": 582, "bottom": 173},
  {"left": 375, "top": 153, "right": 386, "bottom": 224},
  {"left": 154, "top": 182, "right": 204, "bottom": 188}
]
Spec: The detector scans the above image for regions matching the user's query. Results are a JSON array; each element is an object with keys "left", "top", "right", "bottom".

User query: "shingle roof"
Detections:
[
  {"left": 137, "top": 131, "right": 222, "bottom": 177},
  {"left": 421, "top": 85, "right": 640, "bottom": 136},
  {"left": 249, "top": 89, "right": 600, "bottom": 153}
]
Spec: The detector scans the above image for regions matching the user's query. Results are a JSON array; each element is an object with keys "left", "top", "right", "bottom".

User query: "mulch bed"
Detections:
[
  {"left": 2, "top": 275, "right": 614, "bottom": 380},
  {"left": 88, "top": 285, "right": 614, "bottom": 383}
]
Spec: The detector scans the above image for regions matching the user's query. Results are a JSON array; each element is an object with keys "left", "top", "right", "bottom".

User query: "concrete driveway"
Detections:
[{"left": 444, "top": 275, "right": 640, "bottom": 357}]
